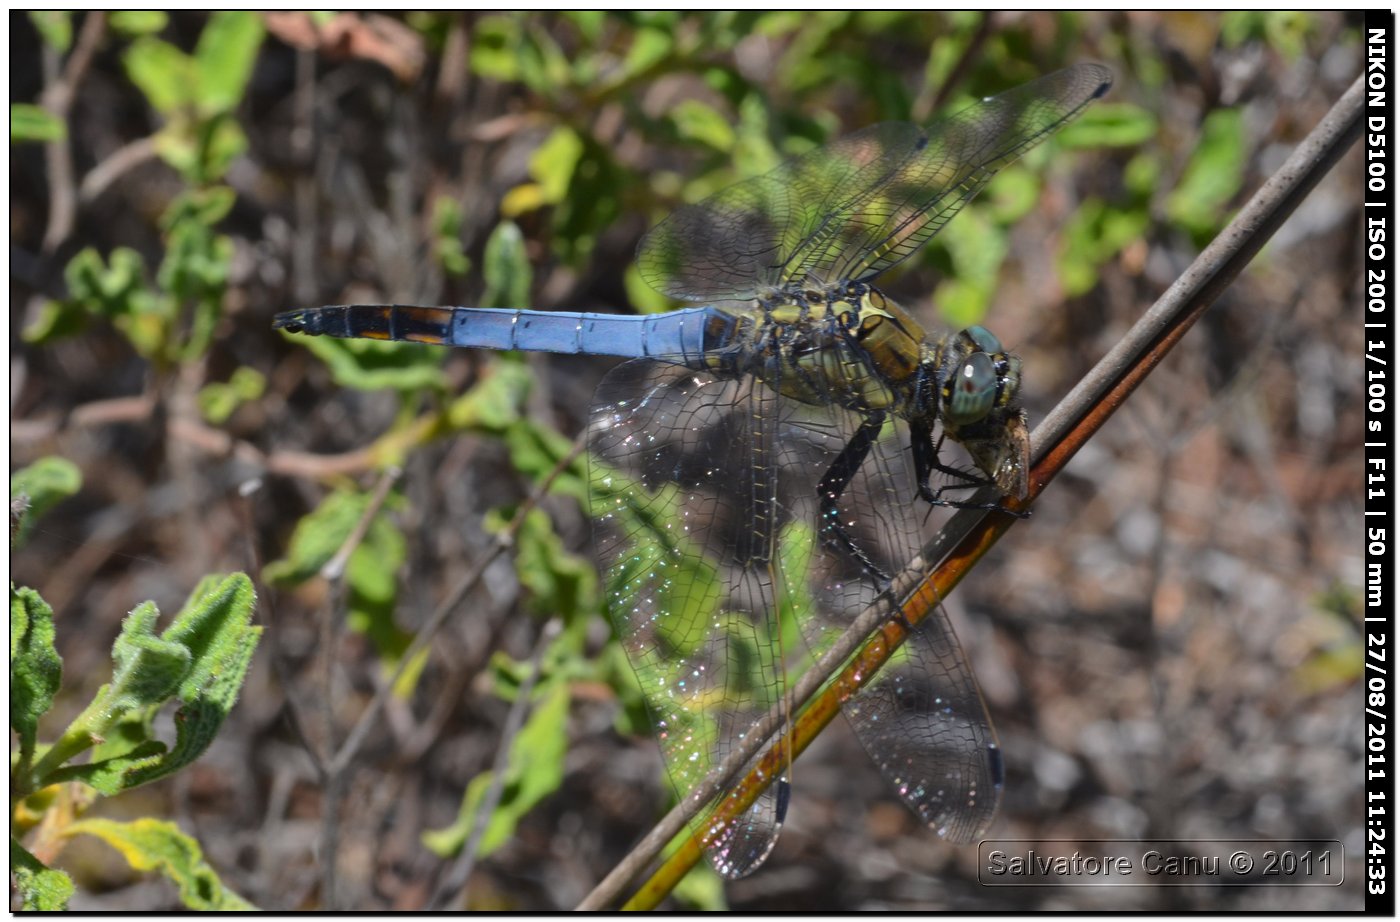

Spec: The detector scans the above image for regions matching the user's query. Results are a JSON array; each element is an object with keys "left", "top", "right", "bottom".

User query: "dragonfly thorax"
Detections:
[{"left": 712, "top": 287, "right": 928, "bottom": 416}]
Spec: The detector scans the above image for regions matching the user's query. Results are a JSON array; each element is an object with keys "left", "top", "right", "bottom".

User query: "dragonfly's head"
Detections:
[{"left": 929, "top": 326, "right": 1029, "bottom": 500}]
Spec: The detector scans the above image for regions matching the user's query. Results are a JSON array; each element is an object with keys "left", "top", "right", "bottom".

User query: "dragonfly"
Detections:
[{"left": 275, "top": 63, "right": 1111, "bottom": 880}]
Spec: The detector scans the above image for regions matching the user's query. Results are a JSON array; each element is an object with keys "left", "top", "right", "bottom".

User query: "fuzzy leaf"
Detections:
[
  {"left": 107, "top": 602, "right": 192, "bottom": 712},
  {"left": 10, "top": 585, "right": 63, "bottom": 767},
  {"left": 67, "top": 818, "right": 255, "bottom": 910},
  {"left": 116, "top": 574, "right": 260, "bottom": 789},
  {"left": 10, "top": 837, "right": 74, "bottom": 911}
]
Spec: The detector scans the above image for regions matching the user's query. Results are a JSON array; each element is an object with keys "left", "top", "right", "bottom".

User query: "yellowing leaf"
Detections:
[{"left": 67, "top": 817, "right": 255, "bottom": 910}]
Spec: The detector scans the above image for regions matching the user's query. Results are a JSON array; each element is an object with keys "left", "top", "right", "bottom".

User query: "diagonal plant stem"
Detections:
[
  {"left": 427, "top": 617, "right": 563, "bottom": 910},
  {"left": 326, "top": 432, "right": 587, "bottom": 777},
  {"left": 316, "top": 465, "right": 402, "bottom": 909},
  {"left": 578, "top": 71, "right": 1363, "bottom": 911},
  {"left": 307, "top": 434, "right": 585, "bottom": 907}
]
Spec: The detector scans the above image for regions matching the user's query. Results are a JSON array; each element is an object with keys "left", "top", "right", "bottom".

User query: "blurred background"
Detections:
[{"left": 10, "top": 10, "right": 1364, "bottom": 911}]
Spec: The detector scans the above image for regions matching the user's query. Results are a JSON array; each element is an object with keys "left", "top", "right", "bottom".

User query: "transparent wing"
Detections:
[
  {"left": 589, "top": 359, "right": 794, "bottom": 880},
  {"left": 637, "top": 123, "right": 928, "bottom": 302},
  {"left": 775, "top": 402, "right": 1003, "bottom": 845},
  {"left": 637, "top": 62, "right": 1111, "bottom": 302},
  {"left": 589, "top": 343, "right": 1002, "bottom": 879}
]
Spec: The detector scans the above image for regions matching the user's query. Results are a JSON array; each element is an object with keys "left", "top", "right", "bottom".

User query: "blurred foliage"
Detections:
[
  {"left": 196, "top": 367, "right": 266, "bottom": 425},
  {"left": 1167, "top": 108, "right": 1249, "bottom": 244},
  {"left": 24, "top": 189, "right": 236, "bottom": 369},
  {"left": 121, "top": 10, "right": 264, "bottom": 184},
  {"left": 10, "top": 457, "right": 82, "bottom": 548},
  {"left": 10, "top": 103, "right": 66, "bottom": 143},
  {"left": 263, "top": 486, "right": 424, "bottom": 692},
  {"left": 423, "top": 680, "right": 570, "bottom": 862}
]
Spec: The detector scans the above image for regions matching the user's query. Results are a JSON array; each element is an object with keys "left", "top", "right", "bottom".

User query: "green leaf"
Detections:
[
  {"left": 63, "top": 246, "right": 152, "bottom": 318},
  {"left": 109, "top": 10, "right": 169, "bottom": 36},
  {"left": 50, "top": 740, "right": 169, "bottom": 793},
  {"left": 1166, "top": 108, "right": 1247, "bottom": 240},
  {"left": 117, "top": 574, "right": 260, "bottom": 790},
  {"left": 528, "top": 125, "right": 585, "bottom": 206},
  {"left": 984, "top": 167, "right": 1040, "bottom": 224},
  {"left": 422, "top": 680, "right": 571, "bottom": 859},
  {"left": 930, "top": 207, "right": 1007, "bottom": 328},
  {"left": 192, "top": 11, "right": 265, "bottom": 115},
  {"left": 516, "top": 20, "right": 571, "bottom": 96},
  {"left": 620, "top": 26, "right": 673, "bottom": 80},
  {"left": 1057, "top": 103, "right": 1156, "bottom": 149},
  {"left": 59, "top": 243, "right": 182, "bottom": 358},
  {"left": 482, "top": 220, "right": 532, "bottom": 309},
  {"left": 670, "top": 99, "right": 736, "bottom": 152},
  {"left": 10, "top": 456, "right": 82, "bottom": 547},
  {"left": 288, "top": 332, "right": 448, "bottom": 392},
  {"left": 67, "top": 818, "right": 256, "bottom": 910},
  {"left": 503, "top": 418, "right": 590, "bottom": 501},
  {"left": 499, "top": 508, "right": 598, "bottom": 623},
  {"left": 197, "top": 367, "right": 266, "bottom": 424},
  {"left": 194, "top": 115, "right": 249, "bottom": 183},
  {"left": 119, "top": 601, "right": 193, "bottom": 694},
  {"left": 447, "top": 359, "right": 532, "bottom": 433},
  {"left": 344, "top": 507, "right": 414, "bottom": 679},
  {"left": 49, "top": 575, "right": 260, "bottom": 794},
  {"left": 1222, "top": 11, "right": 1314, "bottom": 59},
  {"left": 21, "top": 299, "right": 89, "bottom": 344},
  {"left": 160, "top": 574, "right": 254, "bottom": 699},
  {"left": 10, "top": 837, "right": 74, "bottom": 911},
  {"left": 158, "top": 212, "right": 233, "bottom": 307},
  {"left": 123, "top": 36, "right": 195, "bottom": 115},
  {"left": 469, "top": 14, "right": 523, "bottom": 82},
  {"left": 10, "top": 585, "right": 63, "bottom": 770},
  {"left": 264, "top": 489, "right": 405, "bottom": 586},
  {"left": 31, "top": 601, "right": 185, "bottom": 788},
  {"left": 89, "top": 708, "right": 161, "bottom": 763},
  {"left": 1058, "top": 196, "right": 1150, "bottom": 298},
  {"left": 54, "top": 246, "right": 173, "bottom": 359},
  {"left": 624, "top": 263, "right": 673, "bottom": 315},
  {"left": 163, "top": 185, "right": 238, "bottom": 229},
  {"left": 10, "top": 103, "right": 66, "bottom": 143},
  {"left": 431, "top": 196, "right": 471, "bottom": 277},
  {"left": 28, "top": 11, "right": 72, "bottom": 52},
  {"left": 548, "top": 148, "right": 622, "bottom": 266},
  {"left": 563, "top": 9, "right": 606, "bottom": 42}
]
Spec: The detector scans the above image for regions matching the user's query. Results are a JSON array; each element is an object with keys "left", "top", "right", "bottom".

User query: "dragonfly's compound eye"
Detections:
[
  {"left": 963, "top": 324, "right": 1004, "bottom": 355},
  {"left": 947, "top": 351, "right": 997, "bottom": 424}
]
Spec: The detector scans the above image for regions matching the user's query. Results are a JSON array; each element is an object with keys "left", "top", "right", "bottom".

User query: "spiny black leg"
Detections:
[
  {"left": 913, "top": 428, "right": 1030, "bottom": 517},
  {"left": 818, "top": 414, "right": 889, "bottom": 582},
  {"left": 910, "top": 420, "right": 947, "bottom": 504}
]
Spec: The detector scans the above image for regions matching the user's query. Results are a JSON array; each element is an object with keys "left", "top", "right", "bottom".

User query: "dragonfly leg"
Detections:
[
  {"left": 818, "top": 414, "right": 891, "bottom": 583},
  {"left": 911, "top": 424, "right": 1030, "bottom": 517}
]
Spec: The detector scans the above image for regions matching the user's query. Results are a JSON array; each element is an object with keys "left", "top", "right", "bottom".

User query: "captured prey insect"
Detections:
[{"left": 276, "top": 63, "right": 1111, "bottom": 879}]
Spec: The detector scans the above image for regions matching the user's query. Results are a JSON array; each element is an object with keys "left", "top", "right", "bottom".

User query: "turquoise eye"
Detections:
[
  {"left": 964, "top": 325, "right": 1003, "bottom": 355},
  {"left": 947, "top": 352, "right": 996, "bottom": 424}
]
